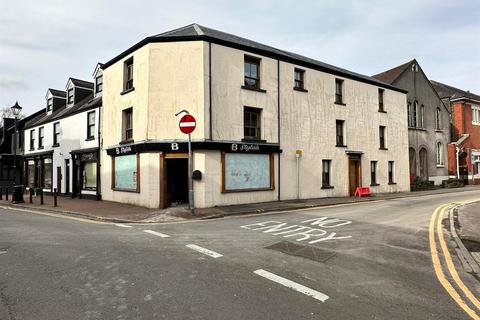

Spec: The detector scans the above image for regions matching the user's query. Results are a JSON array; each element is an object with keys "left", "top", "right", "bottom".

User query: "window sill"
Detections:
[
  {"left": 435, "top": 129, "right": 444, "bottom": 133},
  {"left": 52, "top": 144, "right": 60, "bottom": 148},
  {"left": 241, "top": 85, "right": 267, "bottom": 93},
  {"left": 388, "top": 182, "right": 397, "bottom": 185},
  {"left": 120, "top": 87, "right": 135, "bottom": 95},
  {"left": 293, "top": 87, "right": 308, "bottom": 93},
  {"left": 112, "top": 187, "right": 140, "bottom": 193},
  {"left": 378, "top": 110, "right": 387, "bottom": 113},
  {"left": 379, "top": 147, "right": 388, "bottom": 150},
  {"left": 29, "top": 149, "right": 35, "bottom": 151},
  {"left": 436, "top": 165, "right": 445, "bottom": 168},
  {"left": 370, "top": 183, "right": 380, "bottom": 187},
  {"left": 321, "top": 186, "right": 334, "bottom": 189},
  {"left": 334, "top": 102, "right": 346, "bottom": 106},
  {"left": 242, "top": 138, "right": 267, "bottom": 143},
  {"left": 336, "top": 144, "right": 347, "bottom": 148},
  {"left": 38, "top": 147, "right": 44, "bottom": 150},
  {"left": 85, "top": 137, "right": 95, "bottom": 141},
  {"left": 408, "top": 127, "right": 427, "bottom": 131},
  {"left": 119, "top": 139, "right": 134, "bottom": 145}
]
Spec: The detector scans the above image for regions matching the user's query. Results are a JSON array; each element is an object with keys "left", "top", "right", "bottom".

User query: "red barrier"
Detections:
[{"left": 354, "top": 186, "right": 371, "bottom": 197}]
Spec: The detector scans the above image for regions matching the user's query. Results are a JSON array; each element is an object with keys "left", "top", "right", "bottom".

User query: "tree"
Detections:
[{"left": 0, "top": 106, "right": 25, "bottom": 127}]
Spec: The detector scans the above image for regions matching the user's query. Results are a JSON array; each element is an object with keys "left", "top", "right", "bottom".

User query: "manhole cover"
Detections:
[
  {"left": 266, "top": 241, "right": 336, "bottom": 263},
  {"left": 0, "top": 247, "right": 8, "bottom": 255}
]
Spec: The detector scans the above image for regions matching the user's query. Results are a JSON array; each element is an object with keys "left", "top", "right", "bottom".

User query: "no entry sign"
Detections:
[{"left": 179, "top": 114, "right": 196, "bottom": 134}]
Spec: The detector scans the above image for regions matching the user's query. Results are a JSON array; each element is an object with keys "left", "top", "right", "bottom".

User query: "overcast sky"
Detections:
[{"left": 1, "top": 0, "right": 479, "bottom": 115}]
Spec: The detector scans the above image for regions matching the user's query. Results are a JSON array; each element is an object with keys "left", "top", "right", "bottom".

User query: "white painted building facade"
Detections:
[
  {"left": 100, "top": 24, "right": 410, "bottom": 209},
  {"left": 23, "top": 66, "right": 103, "bottom": 199}
]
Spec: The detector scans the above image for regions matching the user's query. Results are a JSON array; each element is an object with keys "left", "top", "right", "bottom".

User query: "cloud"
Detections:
[{"left": 0, "top": 0, "right": 479, "bottom": 115}]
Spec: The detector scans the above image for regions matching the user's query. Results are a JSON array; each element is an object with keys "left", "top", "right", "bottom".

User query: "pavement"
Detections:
[
  {"left": 457, "top": 201, "right": 480, "bottom": 264},
  {"left": 0, "top": 190, "right": 479, "bottom": 319},
  {"left": 0, "top": 185, "right": 479, "bottom": 223}
]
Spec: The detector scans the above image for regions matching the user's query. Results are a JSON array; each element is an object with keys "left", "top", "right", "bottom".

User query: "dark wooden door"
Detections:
[
  {"left": 56, "top": 167, "right": 62, "bottom": 193},
  {"left": 348, "top": 159, "right": 362, "bottom": 196}
]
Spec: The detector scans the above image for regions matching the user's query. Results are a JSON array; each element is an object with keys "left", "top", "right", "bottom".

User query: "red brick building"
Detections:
[{"left": 431, "top": 81, "right": 480, "bottom": 184}]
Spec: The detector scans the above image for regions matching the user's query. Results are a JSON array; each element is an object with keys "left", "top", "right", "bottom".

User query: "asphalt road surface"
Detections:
[{"left": 1, "top": 190, "right": 479, "bottom": 320}]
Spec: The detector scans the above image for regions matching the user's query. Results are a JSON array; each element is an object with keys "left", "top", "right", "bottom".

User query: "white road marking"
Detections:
[
  {"left": 143, "top": 230, "right": 170, "bottom": 238},
  {"left": 253, "top": 269, "right": 329, "bottom": 302},
  {"left": 186, "top": 244, "right": 223, "bottom": 258},
  {"left": 115, "top": 224, "right": 132, "bottom": 228}
]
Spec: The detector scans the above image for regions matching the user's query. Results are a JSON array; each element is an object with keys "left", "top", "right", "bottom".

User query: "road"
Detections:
[{"left": 1, "top": 191, "right": 479, "bottom": 320}]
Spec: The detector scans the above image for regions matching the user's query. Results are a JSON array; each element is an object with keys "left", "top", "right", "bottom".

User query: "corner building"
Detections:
[{"left": 101, "top": 24, "right": 410, "bottom": 209}]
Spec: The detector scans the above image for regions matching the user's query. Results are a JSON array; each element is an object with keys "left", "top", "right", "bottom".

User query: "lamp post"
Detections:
[{"left": 11, "top": 101, "right": 23, "bottom": 203}]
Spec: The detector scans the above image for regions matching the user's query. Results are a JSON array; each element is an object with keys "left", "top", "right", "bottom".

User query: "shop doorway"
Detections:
[
  {"left": 161, "top": 154, "right": 189, "bottom": 208},
  {"left": 348, "top": 158, "right": 362, "bottom": 196}
]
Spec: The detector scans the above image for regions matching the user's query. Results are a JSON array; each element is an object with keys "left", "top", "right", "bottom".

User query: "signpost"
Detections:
[{"left": 175, "top": 110, "right": 196, "bottom": 215}]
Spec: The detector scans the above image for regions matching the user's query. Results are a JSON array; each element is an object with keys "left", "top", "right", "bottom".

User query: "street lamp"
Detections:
[{"left": 10, "top": 101, "right": 23, "bottom": 203}]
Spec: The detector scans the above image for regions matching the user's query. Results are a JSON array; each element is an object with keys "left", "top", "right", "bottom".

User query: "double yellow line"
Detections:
[{"left": 429, "top": 203, "right": 480, "bottom": 319}]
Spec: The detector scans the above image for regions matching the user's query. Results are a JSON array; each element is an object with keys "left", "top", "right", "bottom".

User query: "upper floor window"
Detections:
[
  {"left": 294, "top": 68, "right": 305, "bottom": 90},
  {"left": 29, "top": 129, "right": 35, "bottom": 150},
  {"left": 124, "top": 58, "right": 134, "bottom": 91},
  {"left": 407, "top": 102, "right": 412, "bottom": 126},
  {"left": 87, "top": 111, "right": 95, "bottom": 139},
  {"left": 473, "top": 106, "right": 480, "bottom": 125},
  {"left": 412, "top": 101, "right": 418, "bottom": 127},
  {"left": 47, "top": 98, "right": 53, "bottom": 112},
  {"left": 38, "top": 127, "right": 44, "bottom": 149},
  {"left": 335, "top": 79, "right": 344, "bottom": 104},
  {"left": 244, "top": 56, "right": 260, "bottom": 89},
  {"left": 95, "top": 75, "right": 103, "bottom": 94},
  {"left": 122, "top": 108, "right": 133, "bottom": 141},
  {"left": 419, "top": 104, "right": 425, "bottom": 128},
  {"left": 67, "top": 88, "right": 74, "bottom": 104},
  {"left": 379, "top": 126, "right": 386, "bottom": 149},
  {"left": 436, "top": 107, "right": 442, "bottom": 130},
  {"left": 336, "top": 120, "right": 345, "bottom": 146},
  {"left": 53, "top": 122, "right": 60, "bottom": 146},
  {"left": 378, "top": 89, "right": 384, "bottom": 112},
  {"left": 244, "top": 107, "right": 261, "bottom": 140}
]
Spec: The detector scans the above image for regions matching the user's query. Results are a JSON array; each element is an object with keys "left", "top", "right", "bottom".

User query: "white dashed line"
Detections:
[
  {"left": 115, "top": 224, "right": 133, "bottom": 228},
  {"left": 143, "top": 230, "right": 170, "bottom": 238},
  {"left": 253, "top": 269, "right": 329, "bottom": 302},
  {"left": 186, "top": 244, "right": 223, "bottom": 258}
]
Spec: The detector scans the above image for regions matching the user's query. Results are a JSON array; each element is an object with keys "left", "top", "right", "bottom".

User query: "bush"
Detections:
[
  {"left": 410, "top": 176, "right": 435, "bottom": 191},
  {"left": 441, "top": 178, "right": 464, "bottom": 189}
]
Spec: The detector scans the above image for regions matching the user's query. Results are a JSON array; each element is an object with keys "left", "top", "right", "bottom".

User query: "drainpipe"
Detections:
[{"left": 456, "top": 144, "right": 461, "bottom": 179}]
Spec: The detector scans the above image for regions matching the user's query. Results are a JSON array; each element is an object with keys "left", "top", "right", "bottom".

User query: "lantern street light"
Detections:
[{"left": 10, "top": 101, "right": 24, "bottom": 203}]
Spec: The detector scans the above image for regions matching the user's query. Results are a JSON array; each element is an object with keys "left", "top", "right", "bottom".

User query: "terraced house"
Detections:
[
  {"left": 100, "top": 24, "right": 410, "bottom": 209},
  {"left": 23, "top": 64, "right": 103, "bottom": 199},
  {"left": 431, "top": 81, "right": 480, "bottom": 184},
  {"left": 373, "top": 60, "right": 451, "bottom": 185}
]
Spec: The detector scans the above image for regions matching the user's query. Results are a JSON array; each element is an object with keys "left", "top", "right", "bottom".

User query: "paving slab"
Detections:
[{"left": 458, "top": 201, "right": 480, "bottom": 253}]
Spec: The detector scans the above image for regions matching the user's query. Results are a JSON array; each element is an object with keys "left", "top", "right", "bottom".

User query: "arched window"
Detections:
[
  {"left": 436, "top": 142, "right": 443, "bottom": 165},
  {"left": 435, "top": 107, "right": 441, "bottom": 130},
  {"left": 420, "top": 104, "right": 425, "bottom": 128},
  {"left": 409, "top": 147, "right": 417, "bottom": 177},
  {"left": 413, "top": 101, "right": 418, "bottom": 127},
  {"left": 419, "top": 148, "right": 428, "bottom": 180}
]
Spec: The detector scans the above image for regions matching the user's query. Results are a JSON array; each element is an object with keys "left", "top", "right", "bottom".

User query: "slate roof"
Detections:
[
  {"left": 49, "top": 89, "right": 66, "bottom": 98},
  {"left": 430, "top": 80, "right": 480, "bottom": 102},
  {"left": 70, "top": 78, "right": 94, "bottom": 89},
  {"left": 103, "top": 23, "right": 406, "bottom": 93},
  {"left": 24, "top": 95, "right": 101, "bottom": 129},
  {"left": 372, "top": 60, "right": 414, "bottom": 84}
]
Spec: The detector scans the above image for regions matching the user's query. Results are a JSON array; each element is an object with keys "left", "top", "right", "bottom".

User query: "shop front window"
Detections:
[
  {"left": 83, "top": 162, "right": 97, "bottom": 190},
  {"left": 27, "top": 161, "right": 35, "bottom": 188},
  {"left": 43, "top": 159, "right": 52, "bottom": 190},
  {"left": 113, "top": 154, "right": 138, "bottom": 191}
]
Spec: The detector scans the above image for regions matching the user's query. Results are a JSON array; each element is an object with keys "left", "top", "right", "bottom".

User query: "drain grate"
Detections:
[
  {"left": 266, "top": 241, "right": 336, "bottom": 263},
  {"left": 0, "top": 247, "right": 8, "bottom": 255}
]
